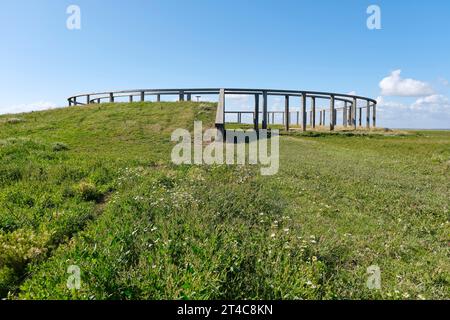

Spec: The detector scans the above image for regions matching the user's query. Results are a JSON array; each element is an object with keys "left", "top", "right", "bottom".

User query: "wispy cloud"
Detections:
[
  {"left": 0, "top": 101, "right": 58, "bottom": 115},
  {"left": 411, "top": 94, "right": 450, "bottom": 113},
  {"left": 438, "top": 77, "right": 449, "bottom": 87},
  {"left": 377, "top": 94, "right": 450, "bottom": 125},
  {"left": 376, "top": 96, "right": 408, "bottom": 110}
]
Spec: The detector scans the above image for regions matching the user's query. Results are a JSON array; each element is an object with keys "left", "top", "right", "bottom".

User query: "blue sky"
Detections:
[{"left": 0, "top": 0, "right": 449, "bottom": 128}]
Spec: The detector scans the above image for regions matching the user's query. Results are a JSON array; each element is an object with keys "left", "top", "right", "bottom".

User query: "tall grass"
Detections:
[{"left": 0, "top": 102, "right": 448, "bottom": 299}]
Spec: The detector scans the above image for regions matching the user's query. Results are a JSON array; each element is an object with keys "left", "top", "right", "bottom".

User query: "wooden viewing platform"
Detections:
[{"left": 68, "top": 88, "right": 377, "bottom": 136}]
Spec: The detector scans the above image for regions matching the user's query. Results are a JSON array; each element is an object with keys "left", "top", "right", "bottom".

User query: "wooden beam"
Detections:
[
  {"left": 302, "top": 92, "right": 307, "bottom": 131},
  {"left": 343, "top": 102, "right": 348, "bottom": 127},
  {"left": 254, "top": 94, "right": 259, "bottom": 131},
  {"left": 373, "top": 103, "right": 377, "bottom": 128},
  {"left": 262, "top": 91, "right": 268, "bottom": 129},
  {"left": 329, "top": 95, "right": 335, "bottom": 131},
  {"left": 359, "top": 107, "right": 362, "bottom": 127},
  {"left": 348, "top": 106, "right": 352, "bottom": 126},
  {"left": 284, "top": 95, "right": 290, "bottom": 131},
  {"left": 311, "top": 97, "right": 316, "bottom": 128},
  {"left": 215, "top": 89, "right": 225, "bottom": 140}
]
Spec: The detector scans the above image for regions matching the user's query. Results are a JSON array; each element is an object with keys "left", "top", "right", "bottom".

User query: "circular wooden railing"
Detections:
[{"left": 68, "top": 88, "right": 377, "bottom": 132}]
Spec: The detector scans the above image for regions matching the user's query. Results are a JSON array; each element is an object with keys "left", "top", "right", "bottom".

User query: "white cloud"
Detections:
[
  {"left": 377, "top": 94, "right": 450, "bottom": 118},
  {"left": 377, "top": 94, "right": 450, "bottom": 125},
  {"left": 376, "top": 96, "right": 408, "bottom": 110},
  {"left": 379, "top": 70, "right": 434, "bottom": 97},
  {"left": 0, "top": 101, "right": 58, "bottom": 115},
  {"left": 411, "top": 94, "right": 450, "bottom": 112},
  {"left": 376, "top": 96, "right": 384, "bottom": 105}
]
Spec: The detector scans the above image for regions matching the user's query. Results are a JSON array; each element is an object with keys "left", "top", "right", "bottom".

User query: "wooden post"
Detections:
[
  {"left": 97, "top": 98, "right": 100, "bottom": 104},
  {"left": 216, "top": 89, "right": 226, "bottom": 140},
  {"left": 323, "top": 110, "right": 326, "bottom": 126},
  {"left": 272, "top": 112, "right": 275, "bottom": 124},
  {"left": 109, "top": 93, "right": 114, "bottom": 103},
  {"left": 343, "top": 102, "right": 348, "bottom": 127},
  {"left": 302, "top": 92, "right": 307, "bottom": 131},
  {"left": 69, "top": 99, "right": 72, "bottom": 106},
  {"left": 348, "top": 106, "right": 352, "bottom": 126},
  {"left": 352, "top": 97, "right": 357, "bottom": 130},
  {"left": 329, "top": 95, "right": 335, "bottom": 131},
  {"left": 366, "top": 100, "right": 371, "bottom": 129},
  {"left": 254, "top": 94, "right": 259, "bottom": 131},
  {"left": 358, "top": 107, "right": 362, "bottom": 127},
  {"left": 319, "top": 111, "right": 322, "bottom": 126},
  {"left": 311, "top": 97, "right": 316, "bottom": 128},
  {"left": 284, "top": 95, "right": 290, "bottom": 131},
  {"left": 179, "top": 90, "right": 185, "bottom": 101},
  {"left": 129, "top": 95, "right": 133, "bottom": 103},
  {"left": 187, "top": 93, "right": 192, "bottom": 101},
  {"left": 140, "top": 91, "right": 145, "bottom": 102},
  {"left": 86, "top": 95, "right": 90, "bottom": 105},
  {"left": 296, "top": 111, "right": 300, "bottom": 126},
  {"left": 373, "top": 103, "right": 377, "bottom": 128},
  {"left": 156, "top": 94, "right": 161, "bottom": 102},
  {"left": 262, "top": 91, "right": 268, "bottom": 129}
]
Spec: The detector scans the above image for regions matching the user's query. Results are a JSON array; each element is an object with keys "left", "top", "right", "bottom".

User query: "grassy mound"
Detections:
[{"left": 0, "top": 102, "right": 448, "bottom": 299}]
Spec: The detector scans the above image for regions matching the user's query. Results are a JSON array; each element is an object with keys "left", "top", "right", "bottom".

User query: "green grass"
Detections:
[{"left": 0, "top": 102, "right": 448, "bottom": 300}]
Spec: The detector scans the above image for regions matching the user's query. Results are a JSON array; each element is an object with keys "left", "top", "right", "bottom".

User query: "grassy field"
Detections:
[{"left": 0, "top": 102, "right": 448, "bottom": 300}]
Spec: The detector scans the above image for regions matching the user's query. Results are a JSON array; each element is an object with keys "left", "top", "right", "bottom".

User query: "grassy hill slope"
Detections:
[{"left": 0, "top": 102, "right": 448, "bottom": 299}]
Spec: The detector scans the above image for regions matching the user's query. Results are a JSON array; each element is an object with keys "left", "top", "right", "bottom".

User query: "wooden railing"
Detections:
[{"left": 68, "top": 88, "right": 377, "bottom": 131}]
